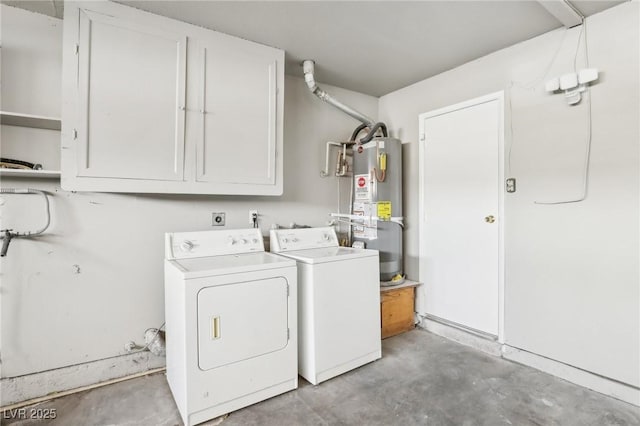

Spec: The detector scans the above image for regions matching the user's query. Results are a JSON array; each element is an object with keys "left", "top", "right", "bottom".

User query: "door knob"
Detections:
[{"left": 484, "top": 215, "right": 495, "bottom": 223}]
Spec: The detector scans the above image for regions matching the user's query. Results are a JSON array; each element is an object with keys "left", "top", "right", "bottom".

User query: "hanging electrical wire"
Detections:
[
  {"left": 535, "top": 20, "right": 592, "bottom": 205},
  {"left": 572, "top": 23, "right": 585, "bottom": 73},
  {"left": 508, "top": 20, "right": 594, "bottom": 205},
  {"left": 511, "top": 29, "right": 569, "bottom": 91}
]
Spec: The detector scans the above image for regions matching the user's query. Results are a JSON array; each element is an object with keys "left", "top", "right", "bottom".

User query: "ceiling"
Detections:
[{"left": 2, "top": 0, "right": 626, "bottom": 96}]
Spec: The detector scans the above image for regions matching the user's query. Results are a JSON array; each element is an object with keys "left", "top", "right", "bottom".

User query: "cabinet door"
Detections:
[
  {"left": 75, "top": 8, "right": 186, "bottom": 181},
  {"left": 62, "top": 2, "right": 284, "bottom": 194},
  {"left": 196, "top": 37, "right": 280, "bottom": 187}
]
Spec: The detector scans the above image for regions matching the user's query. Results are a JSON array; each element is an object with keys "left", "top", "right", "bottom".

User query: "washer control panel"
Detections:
[
  {"left": 270, "top": 227, "right": 338, "bottom": 252},
  {"left": 166, "top": 228, "right": 265, "bottom": 259}
]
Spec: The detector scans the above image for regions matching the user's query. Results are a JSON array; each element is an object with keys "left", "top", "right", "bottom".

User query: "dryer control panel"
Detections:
[
  {"left": 165, "top": 228, "right": 265, "bottom": 260},
  {"left": 270, "top": 227, "right": 338, "bottom": 252}
]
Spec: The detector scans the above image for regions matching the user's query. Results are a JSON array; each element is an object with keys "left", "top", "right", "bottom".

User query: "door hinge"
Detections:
[
  {"left": 419, "top": 133, "right": 426, "bottom": 142},
  {"left": 74, "top": 44, "right": 79, "bottom": 55},
  {"left": 287, "top": 328, "right": 290, "bottom": 340},
  {"left": 73, "top": 129, "right": 78, "bottom": 140},
  {"left": 286, "top": 284, "right": 289, "bottom": 297}
]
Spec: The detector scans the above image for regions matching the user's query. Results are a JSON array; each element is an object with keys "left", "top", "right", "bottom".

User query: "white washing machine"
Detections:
[
  {"left": 269, "top": 226, "right": 381, "bottom": 385},
  {"left": 164, "top": 228, "right": 297, "bottom": 426}
]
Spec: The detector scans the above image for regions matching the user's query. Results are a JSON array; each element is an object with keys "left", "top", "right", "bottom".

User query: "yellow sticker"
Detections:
[{"left": 377, "top": 201, "right": 392, "bottom": 220}]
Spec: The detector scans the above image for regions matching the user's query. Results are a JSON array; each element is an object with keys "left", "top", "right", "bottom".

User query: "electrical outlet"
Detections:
[
  {"left": 212, "top": 212, "right": 225, "bottom": 226},
  {"left": 249, "top": 210, "right": 258, "bottom": 224},
  {"left": 506, "top": 178, "right": 516, "bottom": 193}
]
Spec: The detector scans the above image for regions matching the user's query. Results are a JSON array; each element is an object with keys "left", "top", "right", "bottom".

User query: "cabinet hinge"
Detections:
[
  {"left": 286, "top": 284, "right": 289, "bottom": 297},
  {"left": 73, "top": 129, "right": 78, "bottom": 140},
  {"left": 74, "top": 44, "right": 79, "bottom": 55}
]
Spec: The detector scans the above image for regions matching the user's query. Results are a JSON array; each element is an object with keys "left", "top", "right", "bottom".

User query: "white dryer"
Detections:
[
  {"left": 164, "top": 228, "right": 297, "bottom": 426},
  {"left": 270, "top": 226, "right": 381, "bottom": 385}
]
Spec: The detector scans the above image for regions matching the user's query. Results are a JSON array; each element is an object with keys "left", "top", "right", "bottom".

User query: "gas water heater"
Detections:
[
  {"left": 351, "top": 137, "right": 403, "bottom": 282},
  {"left": 302, "top": 59, "right": 403, "bottom": 283}
]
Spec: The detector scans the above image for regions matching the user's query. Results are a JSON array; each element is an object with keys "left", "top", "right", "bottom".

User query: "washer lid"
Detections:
[
  {"left": 274, "top": 246, "right": 378, "bottom": 264},
  {"left": 167, "top": 252, "right": 296, "bottom": 279}
]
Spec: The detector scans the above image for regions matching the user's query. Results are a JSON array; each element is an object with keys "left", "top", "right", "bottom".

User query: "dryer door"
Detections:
[{"left": 197, "top": 277, "right": 289, "bottom": 370}]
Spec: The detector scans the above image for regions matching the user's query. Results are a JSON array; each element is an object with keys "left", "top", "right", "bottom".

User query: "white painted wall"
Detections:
[
  {"left": 379, "top": 2, "right": 639, "bottom": 389},
  {"left": 0, "top": 5, "right": 377, "bottom": 380}
]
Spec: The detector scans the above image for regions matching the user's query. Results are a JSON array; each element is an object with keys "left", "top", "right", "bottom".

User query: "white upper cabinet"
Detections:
[
  {"left": 196, "top": 38, "right": 278, "bottom": 187},
  {"left": 61, "top": 1, "right": 284, "bottom": 195},
  {"left": 75, "top": 9, "right": 186, "bottom": 182}
]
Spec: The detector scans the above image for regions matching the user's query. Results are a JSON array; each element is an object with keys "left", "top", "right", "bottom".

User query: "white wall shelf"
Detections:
[
  {"left": 1, "top": 112, "right": 62, "bottom": 177},
  {"left": 0, "top": 111, "right": 61, "bottom": 130},
  {"left": 0, "top": 169, "right": 61, "bottom": 178}
]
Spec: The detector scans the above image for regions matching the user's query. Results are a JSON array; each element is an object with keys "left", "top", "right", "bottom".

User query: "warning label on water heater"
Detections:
[
  {"left": 354, "top": 174, "right": 371, "bottom": 201},
  {"left": 353, "top": 201, "right": 377, "bottom": 240},
  {"left": 377, "top": 201, "right": 392, "bottom": 220}
]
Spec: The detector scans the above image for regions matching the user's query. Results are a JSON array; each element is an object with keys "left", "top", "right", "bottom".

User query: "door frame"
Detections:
[{"left": 417, "top": 91, "right": 505, "bottom": 343}]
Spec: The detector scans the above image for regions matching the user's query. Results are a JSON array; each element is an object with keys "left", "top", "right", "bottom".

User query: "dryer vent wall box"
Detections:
[
  {"left": 61, "top": 1, "right": 284, "bottom": 195},
  {"left": 164, "top": 228, "right": 297, "bottom": 425},
  {"left": 270, "top": 227, "right": 381, "bottom": 385}
]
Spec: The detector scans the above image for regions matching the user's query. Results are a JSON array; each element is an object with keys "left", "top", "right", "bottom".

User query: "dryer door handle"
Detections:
[{"left": 211, "top": 316, "right": 221, "bottom": 340}]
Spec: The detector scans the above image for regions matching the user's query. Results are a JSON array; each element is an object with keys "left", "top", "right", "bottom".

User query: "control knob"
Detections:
[{"left": 181, "top": 240, "right": 194, "bottom": 251}]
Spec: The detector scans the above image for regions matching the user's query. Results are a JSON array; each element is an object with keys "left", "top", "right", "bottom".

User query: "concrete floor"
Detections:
[{"left": 4, "top": 329, "right": 639, "bottom": 426}]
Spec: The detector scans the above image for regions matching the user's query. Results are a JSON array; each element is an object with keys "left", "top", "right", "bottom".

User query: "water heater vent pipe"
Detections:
[{"left": 302, "top": 60, "right": 376, "bottom": 128}]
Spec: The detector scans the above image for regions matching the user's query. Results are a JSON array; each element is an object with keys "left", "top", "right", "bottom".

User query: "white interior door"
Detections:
[{"left": 418, "top": 92, "right": 504, "bottom": 338}]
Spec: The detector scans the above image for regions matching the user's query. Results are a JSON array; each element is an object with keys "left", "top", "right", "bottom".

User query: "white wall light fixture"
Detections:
[{"left": 545, "top": 68, "right": 599, "bottom": 105}]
